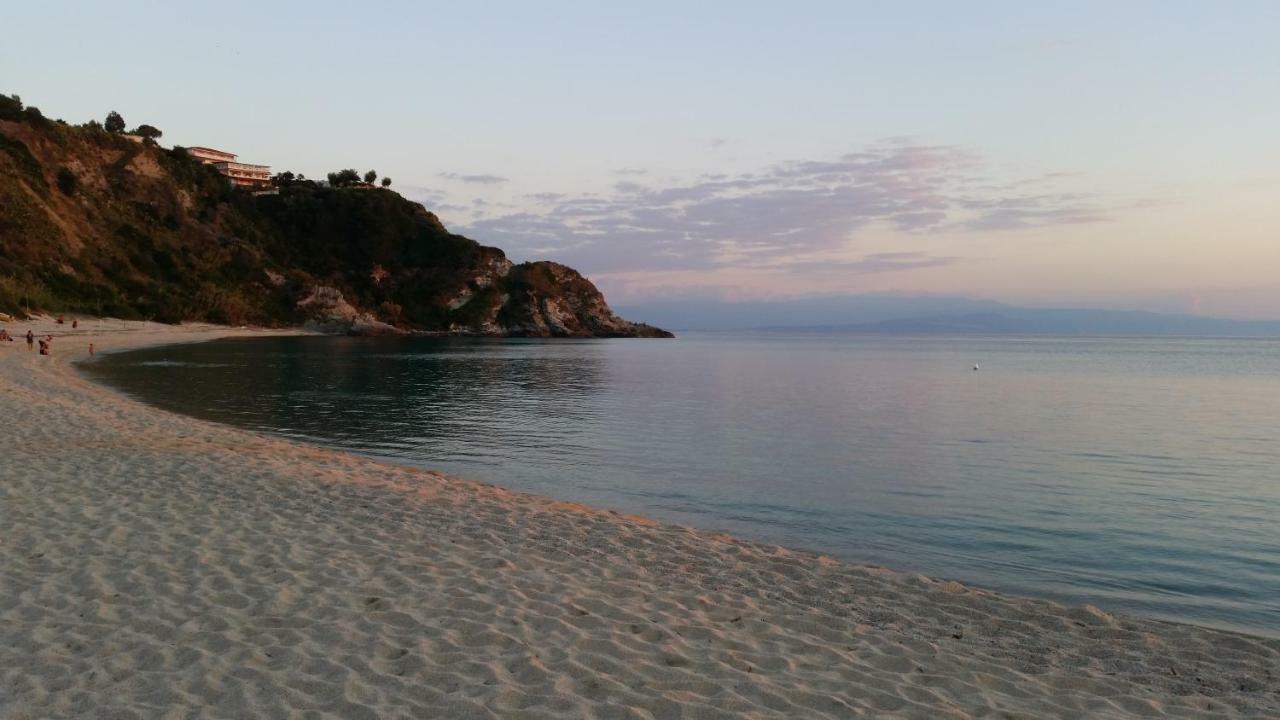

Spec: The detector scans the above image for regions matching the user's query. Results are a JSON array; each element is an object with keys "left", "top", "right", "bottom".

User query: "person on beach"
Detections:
[
  {"left": 89, "top": 343, "right": 94, "bottom": 356},
  {"left": 26, "top": 330, "right": 34, "bottom": 350},
  {"left": 72, "top": 319, "right": 78, "bottom": 329},
  {"left": 38, "top": 338, "right": 49, "bottom": 355}
]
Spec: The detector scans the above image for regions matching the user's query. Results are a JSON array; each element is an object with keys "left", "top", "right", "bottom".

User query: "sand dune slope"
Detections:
[{"left": 1, "top": 320, "right": 1277, "bottom": 719}]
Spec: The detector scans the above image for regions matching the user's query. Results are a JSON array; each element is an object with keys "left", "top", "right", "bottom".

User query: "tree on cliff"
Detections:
[
  {"left": 327, "top": 168, "right": 361, "bottom": 187},
  {"left": 364, "top": 170, "right": 377, "bottom": 185},
  {"left": 133, "top": 124, "right": 163, "bottom": 143},
  {"left": 381, "top": 177, "right": 392, "bottom": 188},
  {"left": 104, "top": 111, "right": 125, "bottom": 134}
]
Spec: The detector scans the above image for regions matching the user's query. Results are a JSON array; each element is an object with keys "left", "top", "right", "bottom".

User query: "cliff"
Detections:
[{"left": 0, "top": 96, "right": 670, "bottom": 338}]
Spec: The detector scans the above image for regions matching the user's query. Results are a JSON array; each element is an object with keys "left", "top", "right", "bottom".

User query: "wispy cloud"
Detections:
[
  {"left": 956, "top": 194, "right": 1109, "bottom": 231},
  {"left": 770, "top": 252, "right": 963, "bottom": 274},
  {"left": 459, "top": 141, "right": 1120, "bottom": 274},
  {"left": 525, "top": 192, "right": 565, "bottom": 204},
  {"left": 439, "top": 172, "right": 509, "bottom": 185}
]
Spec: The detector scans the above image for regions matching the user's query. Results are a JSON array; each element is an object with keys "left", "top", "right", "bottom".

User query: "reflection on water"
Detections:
[{"left": 88, "top": 333, "right": 1280, "bottom": 636}]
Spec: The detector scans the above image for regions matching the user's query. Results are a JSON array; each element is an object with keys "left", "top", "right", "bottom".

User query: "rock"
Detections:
[
  {"left": 495, "top": 262, "right": 673, "bottom": 338},
  {"left": 297, "top": 286, "right": 402, "bottom": 336}
]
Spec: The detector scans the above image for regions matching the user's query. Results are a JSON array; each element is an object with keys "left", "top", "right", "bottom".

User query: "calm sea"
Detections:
[{"left": 86, "top": 333, "right": 1280, "bottom": 636}]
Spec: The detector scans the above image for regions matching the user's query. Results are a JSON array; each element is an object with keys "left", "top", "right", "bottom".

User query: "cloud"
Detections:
[
  {"left": 459, "top": 142, "right": 1120, "bottom": 275},
  {"left": 526, "top": 192, "right": 566, "bottom": 203},
  {"left": 439, "top": 172, "right": 509, "bottom": 185},
  {"left": 396, "top": 184, "right": 448, "bottom": 205},
  {"left": 770, "top": 252, "right": 963, "bottom": 274},
  {"left": 614, "top": 167, "right": 649, "bottom": 176},
  {"left": 956, "top": 193, "right": 1109, "bottom": 231}
]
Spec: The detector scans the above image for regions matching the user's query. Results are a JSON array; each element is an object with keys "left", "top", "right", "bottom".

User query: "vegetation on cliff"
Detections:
[{"left": 0, "top": 94, "right": 669, "bottom": 337}]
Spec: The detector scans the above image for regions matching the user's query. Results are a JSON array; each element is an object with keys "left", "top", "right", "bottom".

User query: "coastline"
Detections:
[{"left": 2, "top": 319, "right": 1277, "bottom": 718}]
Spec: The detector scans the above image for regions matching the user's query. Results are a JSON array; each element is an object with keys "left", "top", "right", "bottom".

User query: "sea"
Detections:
[{"left": 85, "top": 333, "right": 1280, "bottom": 637}]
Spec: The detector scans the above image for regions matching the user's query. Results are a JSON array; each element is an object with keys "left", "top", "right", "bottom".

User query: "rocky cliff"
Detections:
[{"left": 0, "top": 96, "right": 670, "bottom": 338}]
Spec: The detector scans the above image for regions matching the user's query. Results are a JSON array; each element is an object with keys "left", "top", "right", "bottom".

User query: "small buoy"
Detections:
[{"left": 973, "top": 364, "right": 980, "bottom": 371}]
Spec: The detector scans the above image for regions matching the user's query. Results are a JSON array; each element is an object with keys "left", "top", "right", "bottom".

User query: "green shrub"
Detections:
[
  {"left": 22, "top": 106, "right": 50, "bottom": 128},
  {"left": 0, "top": 135, "right": 45, "bottom": 189},
  {"left": 0, "top": 94, "right": 24, "bottom": 121},
  {"left": 56, "top": 166, "right": 77, "bottom": 195}
]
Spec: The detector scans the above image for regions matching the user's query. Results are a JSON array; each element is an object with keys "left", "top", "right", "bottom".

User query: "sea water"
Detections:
[{"left": 87, "top": 333, "right": 1280, "bottom": 636}]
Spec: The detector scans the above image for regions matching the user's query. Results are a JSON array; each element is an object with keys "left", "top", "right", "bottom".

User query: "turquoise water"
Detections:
[{"left": 87, "top": 334, "right": 1280, "bottom": 636}]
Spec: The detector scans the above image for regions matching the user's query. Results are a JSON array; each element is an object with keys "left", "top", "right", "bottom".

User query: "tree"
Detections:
[
  {"left": 327, "top": 168, "right": 361, "bottom": 187},
  {"left": 104, "top": 111, "right": 126, "bottom": 133},
  {"left": 133, "top": 124, "right": 163, "bottom": 142},
  {"left": 381, "top": 177, "right": 392, "bottom": 188},
  {"left": 364, "top": 170, "right": 377, "bottom": 185}
]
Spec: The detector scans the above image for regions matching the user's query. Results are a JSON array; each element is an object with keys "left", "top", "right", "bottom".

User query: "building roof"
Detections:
[{"left": 186, "top": 146, "right": 237, "bottom": 158}]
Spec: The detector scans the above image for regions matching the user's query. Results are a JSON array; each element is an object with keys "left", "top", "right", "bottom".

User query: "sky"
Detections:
[{"left": 4, "top": 1, "right": 1279, "bottom": 318}]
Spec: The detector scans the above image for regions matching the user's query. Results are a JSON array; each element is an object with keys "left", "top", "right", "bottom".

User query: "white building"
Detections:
[{"left": 185, "top": 146, "right": 271, "bottom": 189}]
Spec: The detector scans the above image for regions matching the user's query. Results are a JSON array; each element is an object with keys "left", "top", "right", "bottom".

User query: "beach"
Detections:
[{"left": 1, "top": 320, "right": 1277, "bottom": 719}]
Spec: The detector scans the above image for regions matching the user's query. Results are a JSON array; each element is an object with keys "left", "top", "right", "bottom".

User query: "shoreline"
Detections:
[{"left": 2, "top": 319, "right": 1277, "bottom": 718}]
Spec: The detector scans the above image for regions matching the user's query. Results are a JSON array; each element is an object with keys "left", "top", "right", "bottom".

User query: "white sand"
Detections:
[{"left": 0, "top": 319, "right": 1276, "bottom": 719}]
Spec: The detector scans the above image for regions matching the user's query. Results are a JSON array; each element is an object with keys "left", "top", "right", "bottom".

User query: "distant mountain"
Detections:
[
  {"left": 614, "top": 294, "right": 1010, "bottom": 331},
  {"left": 828, "top": 309, "right": 1280, "bottom": 337},
  {"left": 617, "top": 296, "right": 1280, "bottom": 337}
]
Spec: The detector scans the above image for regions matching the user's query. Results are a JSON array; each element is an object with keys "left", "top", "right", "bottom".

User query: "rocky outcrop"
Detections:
[
  {"left": 0, "top": 96, "right": 670, "bottom": 338},
  {"left": 296, "top": 286, "right": 402, "bottom": 336},
  {"left": 497, "top": 262, "right": 671, "bottom": 338}
]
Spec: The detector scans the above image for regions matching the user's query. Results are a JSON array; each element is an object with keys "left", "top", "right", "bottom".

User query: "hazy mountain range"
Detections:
[{"left": 615, "top": 295, "right": 1280, "bottom": 337}]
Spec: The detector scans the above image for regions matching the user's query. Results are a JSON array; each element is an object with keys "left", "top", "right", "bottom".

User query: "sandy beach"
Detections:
[{"left": 0, "top": 319, "right": 1276, "bottom": 719}]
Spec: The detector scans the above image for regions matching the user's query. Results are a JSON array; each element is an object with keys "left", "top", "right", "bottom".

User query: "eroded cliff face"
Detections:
[
  {"left": 497, "top": 262, "right": 670, "bottom": 338},
  {"left": 299, "top": 258, "right": 669, "bottom": 338},
  {"left": 0, "top": 106, "right": 671, "bottom": 338}
]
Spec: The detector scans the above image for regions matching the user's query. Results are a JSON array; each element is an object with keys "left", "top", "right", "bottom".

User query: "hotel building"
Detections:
[{"left": 185, "top": 146, "right": 272, "bottom": 189}]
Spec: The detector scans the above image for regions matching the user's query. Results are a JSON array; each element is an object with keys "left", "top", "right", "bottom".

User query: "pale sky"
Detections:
[{"left": 4, "top": 1, "right": 1279, "bottom": 317}]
